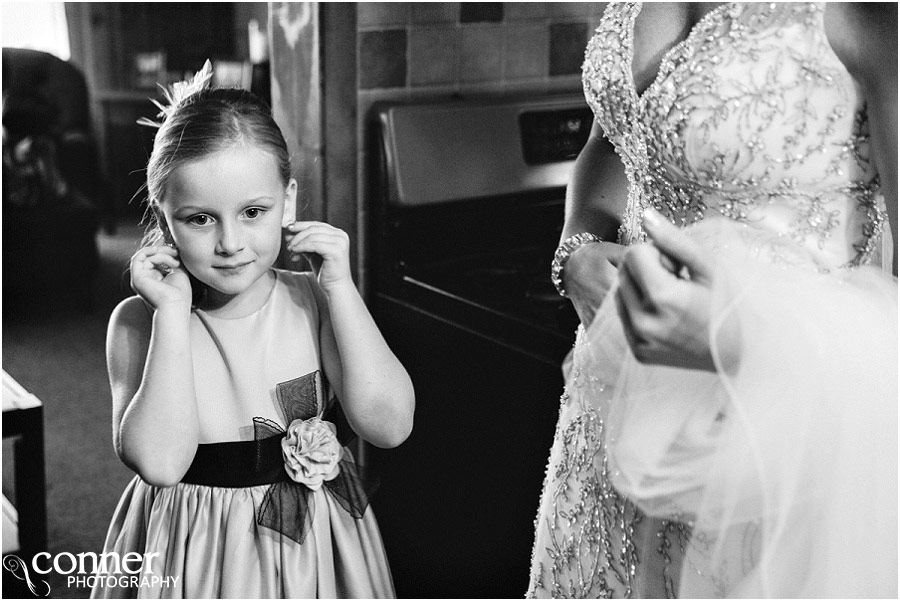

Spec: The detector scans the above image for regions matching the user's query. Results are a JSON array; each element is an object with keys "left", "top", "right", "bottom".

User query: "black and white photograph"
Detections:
[{"left": 2, "top": 2, "right": 897, "bottom": 599}]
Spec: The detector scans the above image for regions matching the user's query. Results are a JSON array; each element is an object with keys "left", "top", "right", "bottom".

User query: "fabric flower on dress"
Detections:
[
  {"left": 252, "top": 370, "right": 380, "bottom": 544},
  {"left": 281, "top": 417, "right": 343, "bottom": 490}
]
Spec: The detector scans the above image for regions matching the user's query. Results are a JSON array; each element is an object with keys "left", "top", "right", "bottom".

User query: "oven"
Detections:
[{"left": 365, "top": 95, "right": 592, "bottom": 598}]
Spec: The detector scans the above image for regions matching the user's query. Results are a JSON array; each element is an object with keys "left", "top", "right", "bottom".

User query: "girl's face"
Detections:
[{"left": 161, "top": 144, "right": 296, "bottom": 306}]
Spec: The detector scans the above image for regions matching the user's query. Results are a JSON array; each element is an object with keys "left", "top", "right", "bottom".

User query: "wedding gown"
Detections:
[{"left": 527, "top": 3, "right": 897, "bottom": 598}]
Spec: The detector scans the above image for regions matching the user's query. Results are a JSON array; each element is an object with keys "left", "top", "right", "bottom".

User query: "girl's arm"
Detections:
[
  {"left": 286, "top": 222, "right": 415, "bottom": 448},
  {"left": 108, "top": 246, "right": 199, "bottom": 486}
]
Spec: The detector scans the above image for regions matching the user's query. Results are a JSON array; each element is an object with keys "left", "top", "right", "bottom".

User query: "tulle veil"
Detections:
[{"left": 581, "top": 219, "right": 897, "bottom": 597}]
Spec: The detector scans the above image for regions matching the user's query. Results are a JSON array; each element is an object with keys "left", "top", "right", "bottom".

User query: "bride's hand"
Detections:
[
  {"left": 565, "top": 241, "right": 624, "bottom": 325},
  {"left": 615, "top": 209, "right": 737, "bottom": 371}
]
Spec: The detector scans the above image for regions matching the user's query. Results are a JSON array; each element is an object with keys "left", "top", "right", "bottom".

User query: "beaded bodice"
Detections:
[
  {"left": 528, "top": 4, "right": 887, "bottom": 599},
  {"left": 583, "top": 2, "right": 884, "bottom": 268}
]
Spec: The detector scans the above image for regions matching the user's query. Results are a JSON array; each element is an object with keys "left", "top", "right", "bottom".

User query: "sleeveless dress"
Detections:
[
  {"left": 528, "top": 3, "right": 897, "bottom": 598},
  {"left": 92, "top": 269, "right": 395, "bottom": 599}
]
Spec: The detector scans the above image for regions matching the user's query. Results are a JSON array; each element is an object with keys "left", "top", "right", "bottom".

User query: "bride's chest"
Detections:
[
  {"left": 630, "top": 3, "right": 725, "bottom": 96},
  {"left": 586, "top": 2, "right": 867, "bottom": 187}
]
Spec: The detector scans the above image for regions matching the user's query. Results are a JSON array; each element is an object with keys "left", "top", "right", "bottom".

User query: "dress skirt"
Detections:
[{"left": 91, "top": 476, "right": 395, "bottom": 599}]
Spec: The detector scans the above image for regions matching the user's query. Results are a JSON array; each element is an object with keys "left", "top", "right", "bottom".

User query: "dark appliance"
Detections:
[{"left": 367, "top": 95, "right": 592, "bottom": 598}]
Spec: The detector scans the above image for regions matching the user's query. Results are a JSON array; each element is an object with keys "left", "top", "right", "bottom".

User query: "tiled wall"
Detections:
[
  {"left": 357, "top": 2, "right": 606, "bottom": 95},
  {"left": 355, "top": 3, "right": 607, "bottom": 293}
]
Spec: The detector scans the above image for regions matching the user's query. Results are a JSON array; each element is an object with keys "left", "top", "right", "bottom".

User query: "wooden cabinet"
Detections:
[
  {"left": 67, "top": 3, "right": 268, "bottom": 224},
  {"left": 2, "top": 371, "right": 47, "bottom": 561},
  {"left": 96, "top": 92, "right": 159, "bottom": 223}
]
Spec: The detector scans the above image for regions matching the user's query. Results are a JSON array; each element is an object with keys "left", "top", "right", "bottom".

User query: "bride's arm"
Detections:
[
  {"left": 825, "top": 3, "right": 898, "bottom": 274},
  {"left": 559, "top": 120, "right": 629, "bottom": 325}
]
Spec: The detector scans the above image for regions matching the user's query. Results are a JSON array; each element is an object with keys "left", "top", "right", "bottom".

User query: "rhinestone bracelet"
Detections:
[{"left": 550, "top": 233, "right": 603, "bottom": 297}]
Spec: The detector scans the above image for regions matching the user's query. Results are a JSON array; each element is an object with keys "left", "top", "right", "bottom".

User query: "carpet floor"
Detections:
[{"left": 3, "top": 222, "right": 143, "bottom": 599}]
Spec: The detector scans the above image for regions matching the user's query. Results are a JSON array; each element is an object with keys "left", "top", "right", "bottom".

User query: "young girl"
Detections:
[{"left": 92, "top": 63, "right": 414, "bottom": 599}]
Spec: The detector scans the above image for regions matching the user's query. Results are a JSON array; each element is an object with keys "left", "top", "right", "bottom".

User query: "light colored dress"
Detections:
[
  {"left": 92, "top": 269, "right": 395, "bottom": 599},
  {"left": 528, "top": 3, "right": 897, "bottom": 598}
]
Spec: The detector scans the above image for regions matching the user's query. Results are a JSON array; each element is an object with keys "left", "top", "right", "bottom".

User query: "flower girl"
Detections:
[{"left": 93, "top": 63, "right": 414, "bottom": 599}]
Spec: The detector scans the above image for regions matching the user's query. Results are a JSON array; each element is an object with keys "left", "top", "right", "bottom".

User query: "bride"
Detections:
[{"left": 528, "top": 2, "right": 897, "bottom": 598}]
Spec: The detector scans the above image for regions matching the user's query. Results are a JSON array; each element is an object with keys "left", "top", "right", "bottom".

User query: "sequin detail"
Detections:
[
  {"left": 582, "top": 2, "right": 884, "bottom": 267},
  {"left": 529, "top": 3, "right": 884, "bottom": 598},
  {"left": 527, "top": 328, "right": 688, "bottom": 598}
]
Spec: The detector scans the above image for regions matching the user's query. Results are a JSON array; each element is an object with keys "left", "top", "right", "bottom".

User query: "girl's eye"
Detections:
[
  {"left": 245, "top": 207, "right": 265, "bottom": 219},
  {"left": 188, "top": 214, "right": 211, "bottom": 226}
]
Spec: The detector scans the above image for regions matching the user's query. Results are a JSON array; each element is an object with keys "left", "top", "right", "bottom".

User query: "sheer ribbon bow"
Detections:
[{"left": 252, "top": 370, "right": 379, "bottom": 544}]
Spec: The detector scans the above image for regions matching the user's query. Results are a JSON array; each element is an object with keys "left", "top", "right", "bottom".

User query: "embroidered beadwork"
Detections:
[
  {"left": 582, "top": 2, "right": 884, "bottom": 267},
  {"left": 529, "top": 2, "right": 885, "bottom": 598},
  {"left": 527, "top": 331, "right": 642, "bottom": 598},
  {"left": 527, "top": 328, "right": 689, "bottom": 599}
]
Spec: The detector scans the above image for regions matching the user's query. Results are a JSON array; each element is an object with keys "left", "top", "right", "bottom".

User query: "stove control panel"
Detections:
[
  {"left": 519, "top": 107, "right": 593, "bottom": 165},
  {"left": 373, "top": 94, "right": 592, "bottom": 207}
]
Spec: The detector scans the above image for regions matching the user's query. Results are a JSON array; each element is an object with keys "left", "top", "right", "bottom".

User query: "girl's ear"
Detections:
[{"left": 282, "top": 178, "right": 298, "bottom": 227}]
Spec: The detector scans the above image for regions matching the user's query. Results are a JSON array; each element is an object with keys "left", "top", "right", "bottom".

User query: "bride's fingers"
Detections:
[
  {"left": 615, "top": 283, "right": 647, "bottom": 359},
  {"left": 619, "top": 269, "right": 654, "bottom": 319},
  {"left": 642, "top": 208, "right": 712, "bottom": 281},
  {"left": 619, "top": 249, "right": 658, "bottom": 310}
]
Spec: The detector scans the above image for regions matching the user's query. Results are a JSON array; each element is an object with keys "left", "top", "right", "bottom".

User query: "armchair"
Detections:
[{"left": 2, "top": 48, "right": 107, "bottom": 315}]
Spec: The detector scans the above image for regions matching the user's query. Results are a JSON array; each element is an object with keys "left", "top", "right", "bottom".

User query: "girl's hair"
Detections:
[
  {"left": 137, "top": 64, "right": 291, "bottom": 302},
  {"left": 141, "top": 87, "right": 290, "bottom": 244}
]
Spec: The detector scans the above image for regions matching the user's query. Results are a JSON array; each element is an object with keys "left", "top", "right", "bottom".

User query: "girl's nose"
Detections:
[{"left": 216, "top": 222, "right": 245, "bottom": 255}]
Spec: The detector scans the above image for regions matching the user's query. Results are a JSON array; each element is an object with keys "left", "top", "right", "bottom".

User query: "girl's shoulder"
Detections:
[
  {"left": 108, "top": 295, "right": 154, "bottom": 335},
  {"left": 106, "top": 296, "right": 155, "bottom": 365}
]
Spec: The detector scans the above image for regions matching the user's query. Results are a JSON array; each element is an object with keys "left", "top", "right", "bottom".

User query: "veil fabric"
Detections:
[{"left": 582, "top": 218, "right": 898, "bottom": 598}]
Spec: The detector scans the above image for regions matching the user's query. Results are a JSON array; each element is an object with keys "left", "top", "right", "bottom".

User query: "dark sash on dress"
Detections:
[
  {"left": 181, "top": 436, "right": 287, "bottom": 487},
  {"left": 178, "top": 370, "right": 379, "bottom": 544}
]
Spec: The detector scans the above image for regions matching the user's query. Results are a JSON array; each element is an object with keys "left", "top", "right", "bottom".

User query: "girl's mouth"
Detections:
[{"left": 214, "top": 261, "right": 252, "bottom": 275}]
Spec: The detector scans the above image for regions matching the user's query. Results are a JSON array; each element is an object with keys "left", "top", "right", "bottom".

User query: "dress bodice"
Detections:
[
  {"left": 190, "top": 269, "right": 325, "bottom": 443},
  {"left": 583, "top": 2, "right": 885, "bottom": 269}
]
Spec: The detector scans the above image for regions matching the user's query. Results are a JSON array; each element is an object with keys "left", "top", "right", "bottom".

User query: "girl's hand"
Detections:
[
  {"left": 565, "top": 240, "right": 624, "bottom": 325},
  {"left": 284, "top": 221, "right": 353, "bottom": 293},
  {"left": 615, "top": 209, "right": 735, "bottom": 371},
  {"left": 130, "top": 245, "right": 192, "bottom": 310}
]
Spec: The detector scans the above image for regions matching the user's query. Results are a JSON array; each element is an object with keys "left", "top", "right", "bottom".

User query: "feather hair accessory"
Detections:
[{"left": 137, "top": 59, "right": 214, "bottom": 128}]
